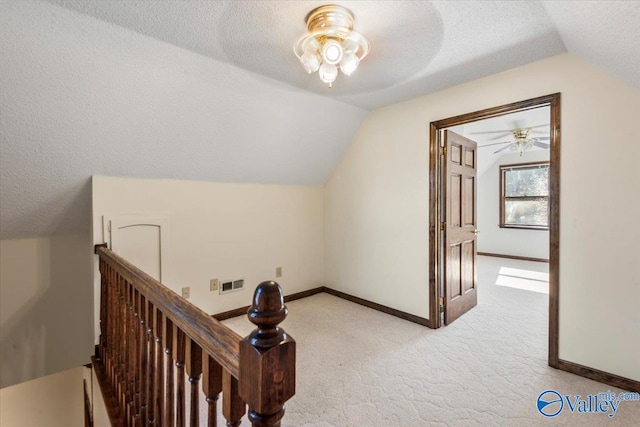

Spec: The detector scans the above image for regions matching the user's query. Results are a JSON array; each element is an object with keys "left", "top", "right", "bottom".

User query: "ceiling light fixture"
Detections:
[
  {"left": 294, "top": 4, "right": 370, "bottom": 88},
  {"left": 510, "top": 129, "right": 539, "bottom": 156},
  {"left": 493, "top": 128, "right": 549, "bottom": 156}
]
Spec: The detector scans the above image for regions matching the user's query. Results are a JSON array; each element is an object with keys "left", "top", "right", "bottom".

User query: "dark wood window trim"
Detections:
[{"left": 499, "top": 161, "right": 550, "bottom": 230}]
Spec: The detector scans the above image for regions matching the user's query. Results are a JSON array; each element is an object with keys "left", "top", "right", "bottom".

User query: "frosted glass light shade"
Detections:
[
  {"left": 293, "top": 5, "right": 370, "bottom": 86},
  {"left": 341, "top": 38, "right": 359, "bottom": 53},
  {"left": 321, "top": 40, "right": 343, "bottom": 65},
  {"left": 319, "top": 63, "right": 338, "bottom": 83},
  {"left": 340, "top": 53, "right": 359, "bottom": 76},
  {"left": 300, "top": 52, "right": 320, "bottom": 73},
  {"left": 303, "top": 37, "right": 321, "bottom": 54}
]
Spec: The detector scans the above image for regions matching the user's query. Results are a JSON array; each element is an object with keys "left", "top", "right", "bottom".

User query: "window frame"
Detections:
[{"left": 499, "top": 161, "right": 550, "bottom": 230}]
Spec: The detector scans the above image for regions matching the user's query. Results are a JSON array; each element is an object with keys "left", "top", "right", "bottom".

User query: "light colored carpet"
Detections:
[{"left": 213, "top": 256, "right": 639, "bottom": 426}]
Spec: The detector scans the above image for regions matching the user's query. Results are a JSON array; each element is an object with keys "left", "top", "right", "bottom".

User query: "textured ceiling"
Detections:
[
  {"left": 1, "top": 1, "right": 639, "bottom": 239},
  {"left": 44, "top": 0, "right": 570, "bottom": 110}
]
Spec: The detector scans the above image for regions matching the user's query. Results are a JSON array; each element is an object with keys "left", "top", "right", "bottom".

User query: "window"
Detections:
[{"left": 500, "top": 162, "right": 549, "bottom": 229}]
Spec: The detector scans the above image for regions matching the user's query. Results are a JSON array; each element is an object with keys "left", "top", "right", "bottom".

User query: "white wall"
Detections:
[
  {"left": 92, "top": 176, "right": 324, "bottom": 339},
  {"left": 323, "top": 104, "right": 431, "bottom": 318},
  {"left": 324, "top": 53, "right": 640, "bottom": 381},
  {"left": 0, "top": 235, "right": 94, "bottom": 388},
  {"left": 477, "top": 150, "right": 550, "bottom": 259},
  {"left": 0, "top": 367, "right": 84, "bottom": 427}
]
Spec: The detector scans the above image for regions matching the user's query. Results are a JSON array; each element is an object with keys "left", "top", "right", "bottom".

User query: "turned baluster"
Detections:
[
  {"left": 173, "top": 325, "right": 187, "bottom": 427},
  {"left": 223, "top": 371, "right": 245, "bottom": 427},
  {"left": 137, "top": 295, "right": 148, "bottom": 426},
  {"left": 122, "top": 278, "right": 131, "bottom": 415},
  {"left": 152, "top": 308, "right": 163, "bottom": 426},
  {"left": 163, "top": 317, "right": 174, "bottom": 427},
  {"left": 202, "top": 355, "right": 222, "bottom": 427},
  {"left": 239, "top": 281, "right": 296, "bottom": 427},
  {"left": 126, "top": 287, "right": 135, "bottom": 424},
  {"left": 105, "top": 265, "right": 113, "bottom": 383},
  {"left": 94, "top": 244, "right": 108, "bottom": 344},
  {"left": 98, "top": 257, "right": 108, "bottom": 363},
  {"left": 104, "top": 263, "right": 114, "bottom": 384},
  {"left": 145, "top": 300, "right": 155, "bottom": 426},
  {"left": 131, "top": 288, "right": 141, "bottom": 425},
  {"left": 120, "top": 275, "right": 127, "bottom": 404},
  {"left": 114, "top": 273, "right": 124, "bottom": 409},
  {"left": 185, "top": 339, "right": 202, "bottom": 426},
  {"left": 106, "top": 267, "right": 119, "bottom": 408},
  {"left": 99, "top": 268, "right": 110, "bottom": 385},
  {"left": 108, "top": 266, "right": 118, "bottom": 387}
]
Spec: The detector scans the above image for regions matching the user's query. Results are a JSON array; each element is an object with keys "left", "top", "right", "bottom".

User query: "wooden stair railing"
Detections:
[{"left": 93, "top": 244, "right": 295, "bottom": 427}]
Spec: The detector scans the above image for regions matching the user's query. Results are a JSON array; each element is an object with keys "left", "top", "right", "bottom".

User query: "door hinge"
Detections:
[
  {"left": 439, "top": 146, "right": 446, "bottom": 156},
  {"left": 440, "top": 221, "right": 446, "bottom": 231}
]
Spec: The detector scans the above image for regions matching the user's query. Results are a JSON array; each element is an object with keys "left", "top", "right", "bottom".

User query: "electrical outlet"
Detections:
[
  {"left": 210, "top": 278, "right": 219, "bottom": 291},
  {"left": 182, "top": 287, "right": 190, "bottom": 299},
  {"left": 276, "top": 267, "right": 282, "bottom": 278}
]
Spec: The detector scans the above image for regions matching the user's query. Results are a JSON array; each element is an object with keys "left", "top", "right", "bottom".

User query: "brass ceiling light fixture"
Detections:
[{"left": 294, "top": 4, "right": 370, "bottom": 87}]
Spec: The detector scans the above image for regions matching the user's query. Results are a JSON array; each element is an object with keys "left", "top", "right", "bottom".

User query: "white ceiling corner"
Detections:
[{"left": 542, "top": 1, "right": 640, "bottom": 87}]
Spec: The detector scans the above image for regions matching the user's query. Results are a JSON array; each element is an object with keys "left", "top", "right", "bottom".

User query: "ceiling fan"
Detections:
[{"left": 478, "top": 127, "right": 550, "bottom": 155}]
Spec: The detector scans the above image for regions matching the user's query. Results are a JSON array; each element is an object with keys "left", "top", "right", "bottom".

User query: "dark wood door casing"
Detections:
[{"left": 428, "top": 93, "right": 560, "bottom": 370}]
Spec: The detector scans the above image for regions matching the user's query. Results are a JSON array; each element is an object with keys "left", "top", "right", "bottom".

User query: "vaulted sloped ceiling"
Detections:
[
  {"left": 0, "top": 1, "right": 368, "bottom": 239},
  {"left": 1, "top": 1, "right": 638, "bottom": 239}
]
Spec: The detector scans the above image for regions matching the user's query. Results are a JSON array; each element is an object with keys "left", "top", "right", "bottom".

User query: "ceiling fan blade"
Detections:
[
  {"left": 469, "top": 124, "right": 550, "bottom": 141},
  {"left": 469, "top": 131, "right": 513, "bottom": 140},
  {"left": 486, "top": 132, "right": 515, "bottom": 141},
  {"left": 533, "top": 141, "right": 550, "bottom": 149},
  {"left": 468, "top": 129, "right": 513, "bottom": 135},
  {"left": 530, "top": 129, "right": 550, "bottom": 136},
  {"left": 494, "top": 143, "right": 514, "bottom": 154},
  {"left": 536, "top": 136, "right": 550, "bottom": 141},
  {"left": 479, "top": 140, "right": 512, "bottom": 148}
]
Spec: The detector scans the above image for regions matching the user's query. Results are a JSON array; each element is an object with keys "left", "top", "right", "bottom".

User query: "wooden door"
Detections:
[
  {"left": 443, "top": 131, "right": 478, "bottom": 324},
  {"left": 103, "top": 215, "right": 168, "bottom": 282}
]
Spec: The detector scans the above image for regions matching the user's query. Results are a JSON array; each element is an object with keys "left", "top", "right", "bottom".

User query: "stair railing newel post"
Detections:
[{"left": 239, "top": 281, "right": 296, "bottom": 427}]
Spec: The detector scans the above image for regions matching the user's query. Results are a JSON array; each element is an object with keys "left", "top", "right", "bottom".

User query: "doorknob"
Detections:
[{"left": 473, "top": 229, "right": 479, "bottom": 235}]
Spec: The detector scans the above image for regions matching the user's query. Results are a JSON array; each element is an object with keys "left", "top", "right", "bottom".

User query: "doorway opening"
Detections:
[{"left": 428, "top": 94, "right": 560, "bottom": 368}]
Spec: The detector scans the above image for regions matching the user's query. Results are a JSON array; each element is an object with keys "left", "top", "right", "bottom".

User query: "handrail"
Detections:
[
  {"left": 92, "top": 244, "right": 296, "bottom": 427},
  {"left": 95, "top": 245, "right": 242, "bottom": 378}
]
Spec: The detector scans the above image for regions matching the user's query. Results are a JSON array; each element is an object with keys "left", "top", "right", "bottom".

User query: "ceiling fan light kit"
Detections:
[
  {"left": 497, "top": 128, "right": 548, "bottom": 156},
  {"left": 294, "top": 4, "right": 370, "bottom": 87},
  {"left": 477, "top": 128, "right": 551, "bottom": 156}
]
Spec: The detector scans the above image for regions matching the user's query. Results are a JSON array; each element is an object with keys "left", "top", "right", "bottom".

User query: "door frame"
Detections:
[{"left": 428, "top": 93, "right": 560, "bottom": 369}]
